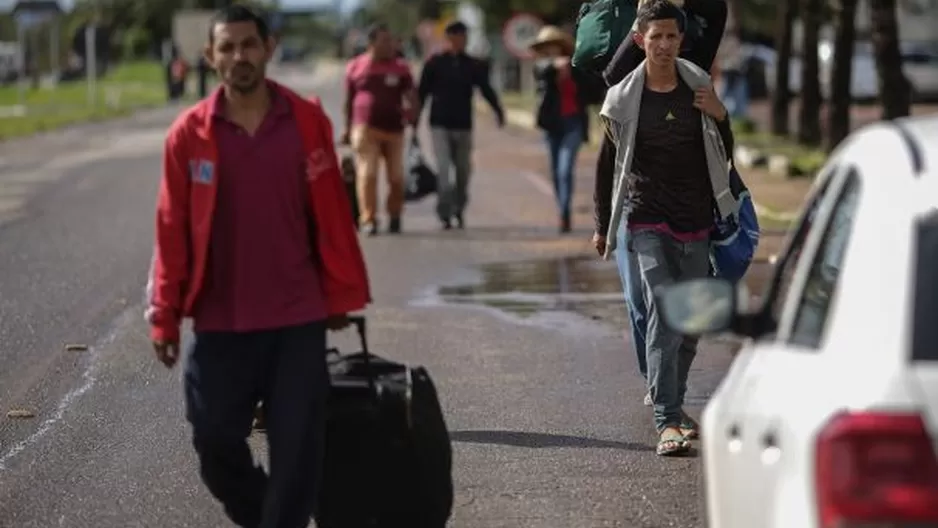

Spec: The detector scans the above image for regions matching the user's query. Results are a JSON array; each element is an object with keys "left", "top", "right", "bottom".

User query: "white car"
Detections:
[
  {"left": 658, "top": 114, "right": 938, "bottom": 527},
  {"left": 765, "top": 40, "right": 938, "bottom": 100}
]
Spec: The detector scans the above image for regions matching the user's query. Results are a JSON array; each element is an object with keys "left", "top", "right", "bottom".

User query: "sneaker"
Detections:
[
  {"left": 441, "top": 218, "right": 452, "bottom": 230},
  {"left": 454, "top": 213, "right": 464, "bottom": 229},
  {"left": 388, "top": 217, "right": 401, "bottom": 234},
  {"left": 360, "top": 221, "right": 378, "bottom": 236}
]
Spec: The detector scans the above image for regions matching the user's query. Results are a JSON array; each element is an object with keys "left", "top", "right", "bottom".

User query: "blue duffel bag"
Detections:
[{"left": 710, "top": 167, "right": 760, "bottom": 282}]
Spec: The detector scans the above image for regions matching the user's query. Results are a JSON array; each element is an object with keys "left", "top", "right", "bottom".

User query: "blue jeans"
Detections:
[
  {"left": 544, "top": 115, "right": 584, "bottom": 219},
  {"left": 615, "top": 222, "right": 648, "bottom": 380},
  {"left": 720, "top": 70, "right": 750, "bottom": 120},
  {"left": 631, "top": 230, "right": 711, "bottom": 431}
]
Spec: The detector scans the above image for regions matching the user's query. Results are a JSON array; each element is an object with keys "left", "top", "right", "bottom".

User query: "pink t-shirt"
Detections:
[
  {"left": 192, "top": 87, "right": 327, "bottom": 332},
  {"left": 345, "top": 54, "right": 414, "bottom": 133}
]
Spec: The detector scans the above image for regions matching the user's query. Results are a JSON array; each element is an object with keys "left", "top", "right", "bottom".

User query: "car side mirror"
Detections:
[{"left": 657, "top": 278, "right": 738, "bottom": 337}]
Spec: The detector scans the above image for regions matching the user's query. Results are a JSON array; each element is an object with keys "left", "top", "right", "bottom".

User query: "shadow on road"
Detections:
[{"left": 450, "top": 429, "right": 655, "bottom": 452}]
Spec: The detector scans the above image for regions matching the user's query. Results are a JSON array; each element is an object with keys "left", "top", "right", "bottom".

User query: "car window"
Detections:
[
  {"left": 912, "top": 209, "right": 938, "bottom": 361},
  {"left": 787, "top": 170, "right": 861, "bottom": 349},
  {"left": 765, "top": 175, "right": 835, "bottom": 325}
]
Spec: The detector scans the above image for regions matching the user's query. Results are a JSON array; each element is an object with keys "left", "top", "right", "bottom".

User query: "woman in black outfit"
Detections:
[{"left": 530, "top": 26, "right": 594, "bottom": 233}]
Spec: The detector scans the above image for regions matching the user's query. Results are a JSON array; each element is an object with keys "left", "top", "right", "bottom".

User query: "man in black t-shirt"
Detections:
[
  {"left": 600, "top": 0, "right": 732, "bottom": 457},
  {"left": 591, "top": 0, "right": 727, "bottom": 408}
]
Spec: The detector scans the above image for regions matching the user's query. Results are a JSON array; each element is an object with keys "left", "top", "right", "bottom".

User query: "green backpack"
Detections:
[{"left": 572, "top": 0, "right": 638, "bottom": 75}]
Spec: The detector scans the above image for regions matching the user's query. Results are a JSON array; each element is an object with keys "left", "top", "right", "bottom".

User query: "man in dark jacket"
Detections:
[
  {"left": 591, "top": 0, "right": 727, "bottom": 403},
  {"left": 418, "top": 21, "right": 504, "bottom": 230}
]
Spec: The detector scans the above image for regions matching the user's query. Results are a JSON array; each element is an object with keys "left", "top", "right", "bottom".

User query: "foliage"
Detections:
[
  {"left": 121, "top": 25, "right": 151, "bottom": 59},
  {"left": 71, "top": 0, "right": 276, "bottom": 46}
]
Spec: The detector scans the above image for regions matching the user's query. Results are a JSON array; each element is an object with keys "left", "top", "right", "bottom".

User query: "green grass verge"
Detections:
[
  {"left": 731, "top": 118, "right": 827, "bottom": 177},
  {"left": 0, "top": 61, "right": 173, "bottom": 140}
]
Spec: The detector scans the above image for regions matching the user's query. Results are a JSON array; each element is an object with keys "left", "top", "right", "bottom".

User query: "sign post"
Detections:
[
  {"left": 15, "top": 24, "right": 26, "bottom": 108},
  {"left": 501, "top": 13, "right": 543, "bottom": 60},
  {"left": 85, "top": 25, "right": 96, "bottom": 107}
]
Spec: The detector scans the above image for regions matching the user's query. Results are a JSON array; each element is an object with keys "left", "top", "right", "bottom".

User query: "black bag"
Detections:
[
  {"left": 404, "top": 136, "right": 438, "bottom": 202},
  {"left": 339, "top": 151, "right": 360, "bottom": 227},
  {"left": 315, "top": 316, "right": 453, "bottom": 528}
]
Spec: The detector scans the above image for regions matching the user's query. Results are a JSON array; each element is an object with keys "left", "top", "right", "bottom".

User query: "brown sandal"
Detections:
[
  {"left": 657, "top": 427, "right": 690, "bottom": 456},
  {"left": 680, "top": 411, "right": 699, "bottom": 440}
]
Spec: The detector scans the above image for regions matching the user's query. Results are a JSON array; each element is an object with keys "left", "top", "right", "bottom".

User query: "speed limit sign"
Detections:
[{"left": 502, "top": 13, "right": 543, "bottom": 60}]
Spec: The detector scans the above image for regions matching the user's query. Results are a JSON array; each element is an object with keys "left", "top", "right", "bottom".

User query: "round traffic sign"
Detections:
[{"left": 502, "top": 13, "right": 543, "bottom": 60}]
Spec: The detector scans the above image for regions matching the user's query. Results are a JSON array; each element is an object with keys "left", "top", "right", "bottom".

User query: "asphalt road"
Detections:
[{"left": 0, "top": 62, "right": 734, "bottom": 528}]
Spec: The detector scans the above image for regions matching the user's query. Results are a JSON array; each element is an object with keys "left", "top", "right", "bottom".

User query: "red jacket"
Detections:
[{"left": 146, "top": 82, "right": 371, "bottom": 342}]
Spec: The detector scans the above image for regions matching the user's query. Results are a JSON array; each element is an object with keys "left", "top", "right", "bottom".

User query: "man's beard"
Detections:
[
  {"left": 232, "top": 78, "right": 262, "bottom": 94},
  {"left": 229, "top": 62, "right": 263, "bottom": 93}
]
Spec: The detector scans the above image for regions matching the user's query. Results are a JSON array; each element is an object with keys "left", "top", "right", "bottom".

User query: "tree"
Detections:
[
  {"left": 771, "top": 0, "right": 796, "bottom": 136},
  {"left": 869, "top": 0, "right": 910, "bottom": 119},
  {"left": 798, "top": 0, "right": 823, "bottom": 146},
  {"left": 826, "top": 0, "right": 857, "bottom": 150}
]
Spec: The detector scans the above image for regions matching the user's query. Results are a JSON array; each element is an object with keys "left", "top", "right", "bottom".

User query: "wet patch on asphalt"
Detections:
[
  {"left": 412, "top": 256, "right": 629, "bottom": 335},
  {"left": 417, "top": 253, "right": 777, "bottom": 329},
  {"left": 413, "top": 253, "right": 779, "bottom": 407}
]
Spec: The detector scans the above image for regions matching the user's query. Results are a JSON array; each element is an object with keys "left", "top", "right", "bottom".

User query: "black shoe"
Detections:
[
  {"left": 560, "top": 213, "right": 571, "bottom": 233},
  {"left": 361, "top": 222, "right": 378, "bottom": 236},
  {"left": 388, "top": 217, "right": 401, "bottom": 234},
  {"left": 454, "top": 213, "right": 464, "bottom": 229},
  {"left": 441, "top": 218, "right": 452, "bottom": 230}
]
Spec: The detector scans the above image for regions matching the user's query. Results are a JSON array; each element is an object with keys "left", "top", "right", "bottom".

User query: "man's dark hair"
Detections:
[
  {"left": 635, "top": 0, "right": 686, "bottom": 33},
  {"left": 208, "top": 4, "right": 270, "bottom": 44},
  {"left": 367, "top": 23, "right": 389, "bottom": 43},
  {"left": 444, "top": 21, "right": 468, "bottom": 35}
]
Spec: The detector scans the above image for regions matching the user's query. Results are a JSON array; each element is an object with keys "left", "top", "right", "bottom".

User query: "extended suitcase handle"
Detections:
[
  {"left": 347, "top": 315, "right": 369, "bottom": 354},
  {"left": 328, "top": 315, "right": 376, "bottom": 392}
]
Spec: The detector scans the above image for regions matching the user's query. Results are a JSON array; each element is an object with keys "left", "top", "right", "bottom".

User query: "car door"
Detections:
[
  {"left": 704, "top": 162, "right": 857, "bottom": 528},
  {"left": 746, "top": 168, "right": 863, "bottom": 527}
]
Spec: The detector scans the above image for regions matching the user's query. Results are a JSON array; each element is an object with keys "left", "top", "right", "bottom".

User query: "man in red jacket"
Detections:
[{"left": 145, "top": 6, "right": 370, "bottom": 527}]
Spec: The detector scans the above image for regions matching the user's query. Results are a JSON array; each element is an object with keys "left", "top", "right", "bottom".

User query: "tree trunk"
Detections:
[
  {"left": 826, "top": 0, "right": 858, "bottom": 151},
  {"left": 798, "top": 0, "right": 823, "bottom": 146},
  {"left": 771, "top": 0, "right": 797, "bottom": 136},
  {"left": 869, "top": 0, "right": 911, "bottom": 119}
]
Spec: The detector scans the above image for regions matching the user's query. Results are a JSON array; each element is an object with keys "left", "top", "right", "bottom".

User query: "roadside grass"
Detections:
[
  {"left": 731, "top": 118, "right": 827, "bottom": 176},
  {"left": 0, "top": 61, "right": 174, "bottom": 140}
]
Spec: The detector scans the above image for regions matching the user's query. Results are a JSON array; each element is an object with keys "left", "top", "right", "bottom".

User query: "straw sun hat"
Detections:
[{"left": 529, "top": 25, "right": 574, "bottom": 55}]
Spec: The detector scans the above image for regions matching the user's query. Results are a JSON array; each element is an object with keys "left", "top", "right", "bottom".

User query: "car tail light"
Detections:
[{"left": 815, "top": 411, "right": 938, "bottom": 527}]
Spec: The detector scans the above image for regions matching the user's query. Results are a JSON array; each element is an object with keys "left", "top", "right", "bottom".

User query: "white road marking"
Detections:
[
  {"left": 0, "top": 307, "right": 135, "bottom": 471},
  {"left": 521, "top": 170, "right": 555, "bottom": 198}
]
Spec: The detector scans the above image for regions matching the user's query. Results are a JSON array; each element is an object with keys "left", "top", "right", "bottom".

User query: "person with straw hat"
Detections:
[{"left": 529, "top": 25, "right": 592, "bottom": 233}]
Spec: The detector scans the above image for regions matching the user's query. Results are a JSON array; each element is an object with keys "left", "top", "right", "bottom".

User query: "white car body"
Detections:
[{"left": 699, "top": 115, "right": 938, "bottom": 527}]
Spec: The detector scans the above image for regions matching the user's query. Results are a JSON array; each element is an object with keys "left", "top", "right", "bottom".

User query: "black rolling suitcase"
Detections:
[{"left": 316, "top": 316, "right": 453, "bottom": 528}]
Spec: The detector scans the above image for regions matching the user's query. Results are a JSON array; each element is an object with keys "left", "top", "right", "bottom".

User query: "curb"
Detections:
[{"left": 498, "top": 106, "right": 801, "bottom": 224}]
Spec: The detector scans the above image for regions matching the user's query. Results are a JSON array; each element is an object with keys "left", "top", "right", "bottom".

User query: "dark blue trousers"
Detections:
[{"left": 183, "top": 321, "right": 328, "bottom": 528}]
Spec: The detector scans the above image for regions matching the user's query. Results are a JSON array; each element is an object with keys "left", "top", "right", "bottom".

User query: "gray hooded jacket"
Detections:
[{"left": 598, "top": 57, "right": 737, "bottom": 259}]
